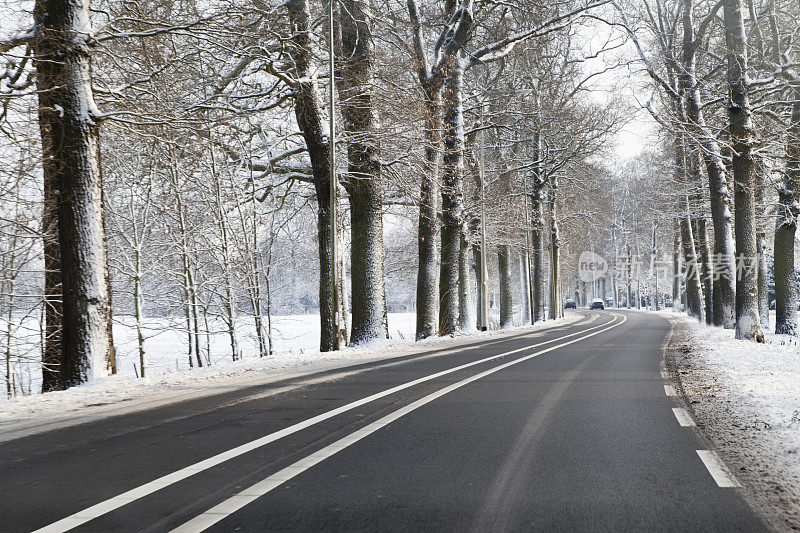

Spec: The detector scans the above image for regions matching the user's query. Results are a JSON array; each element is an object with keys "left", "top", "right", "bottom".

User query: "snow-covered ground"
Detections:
[
  {"left": 666, "top": 311, "right": 800, "bottom": 531},
  {"left": 0, "top": 312, "right": 582, "bottom": 442},
  {"left": 3, "top": 312, "right": 421, "bottom": 393}
]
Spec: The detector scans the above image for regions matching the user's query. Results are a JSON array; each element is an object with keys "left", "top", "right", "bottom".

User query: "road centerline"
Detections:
[
  {"left": 32, "top": 314, "right": 617, "bottom": 533},
  {"left": 169, "top": 314, "right": 627, "bottom": 533}
]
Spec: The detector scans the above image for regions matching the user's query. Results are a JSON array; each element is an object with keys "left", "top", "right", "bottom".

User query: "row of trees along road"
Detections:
[
  {"left": 1, "top": 0, "right": 797, "bottom": 394},
  {"left": 615, "top": 0, "right": 799, "bottom": 339}
]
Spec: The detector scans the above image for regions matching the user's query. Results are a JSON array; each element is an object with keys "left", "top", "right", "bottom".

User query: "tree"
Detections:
[
  {"left": 722, "top": 0, "right": 763, "bottom": 340},
  {"left": 32, "top": 0, "right": 114, "bottom": 387},
  {"left": 335, "top": 0, "right": 389, "bottom": 345}
]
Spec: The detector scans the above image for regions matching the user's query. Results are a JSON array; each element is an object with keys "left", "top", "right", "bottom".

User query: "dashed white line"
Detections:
[
  {"left": 672, "top": 407, "right": 696, "bottom": 427},
  {"left": 33, "top": 315, "right": 619, "bottom": 533},
  {"left": 696, "top": 450, "right": 741, "bottom": 488},
  {"left": 170, "top": 315, "right": 628, "bottom": 532},
  {"left": 664, "top": 384, "right": 677, "bottom": 396}
]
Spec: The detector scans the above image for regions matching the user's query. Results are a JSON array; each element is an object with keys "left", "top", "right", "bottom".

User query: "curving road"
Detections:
[{"left": 0, "top": 310, "right": 766, "bottom": 532}]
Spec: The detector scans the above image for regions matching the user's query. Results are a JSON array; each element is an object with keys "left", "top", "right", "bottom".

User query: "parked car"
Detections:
[
  {"left": 589, "top": 298, "right": 605, "bottom": 310},
  {"left": 564, "top": 299, "right": 577, "bottom": 309}
]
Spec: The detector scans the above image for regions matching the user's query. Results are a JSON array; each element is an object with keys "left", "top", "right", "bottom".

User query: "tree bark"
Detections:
[
  {"left": 680, "top": 212, "right": 704, "bottom": 320},
  {"left": 415, "top": 90, "right": 441, "bottom": 340},
  {"left": 458, "top": 229, "right": 475, "bottom": 332},
  {"left": 498, "top": 244, "right": 513, "bottom": 328},
  {"left": 336, "top": 0, "right": 388, "bottom": 345},
  {"left": 697, "top": 218, "right": 714, "bottom": 324},
  {"left": 774, "top": 96, "right": 799, "bottom": 335},
  {"left": 34, "top": 0, "right": 112, "bottom": 388},
  {"left": 133, "top": 247, "right": 146, "bottom": 377},
  {"left": 722, "top": 0, "right": 763, "bottom": 340},
  {"left": 40, "top": 117, "right": 61, "bottom": 392},
  {"left": 672, "top": 223, "right": 682, "bottom": 309},
  {"left": 520, "top": 251, "right": 531, "bottom": 324},
  {"left": 756, "top": 231, "right": 770, "bottom": 328},
  {"left": 438, "top": 57, "right": 464, "bottom": 335},
  {"left": 530, "top": 128, "right": 545, "bottom": 322}
]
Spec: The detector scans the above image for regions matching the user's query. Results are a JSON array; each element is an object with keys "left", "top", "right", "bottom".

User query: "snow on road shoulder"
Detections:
[
  {"left": 666, "top": 312, "right": 800, "bottom": 531},
  {"left": 0, "top": 312, "right": 583, "bottom": 443}
]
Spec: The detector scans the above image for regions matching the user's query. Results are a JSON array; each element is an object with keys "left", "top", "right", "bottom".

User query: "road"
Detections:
[{"left": 0, "top": 310, "right": 767, "bottom": 532}]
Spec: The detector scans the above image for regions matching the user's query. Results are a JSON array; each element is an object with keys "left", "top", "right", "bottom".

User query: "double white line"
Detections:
[{"left": 36, "top": 314, "right": 625, "bottom": 533}]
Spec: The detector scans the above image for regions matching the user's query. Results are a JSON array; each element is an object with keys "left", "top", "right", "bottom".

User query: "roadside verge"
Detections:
[{"left": 663, "top": 313, "right": 800, "bottom": 532}]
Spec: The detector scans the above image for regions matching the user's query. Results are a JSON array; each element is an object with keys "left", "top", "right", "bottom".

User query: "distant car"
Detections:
[
  {"left": 565, "top": 299, "right": 577, "bottom": 309},
  {"left": 605, "top": 298, "right": 613, "bottom": 308},
  {"left": 589, "top": 298, "right": 605, "bottom": 310}
]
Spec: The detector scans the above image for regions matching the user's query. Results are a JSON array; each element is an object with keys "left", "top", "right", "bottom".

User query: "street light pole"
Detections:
[{"left": 328, "top": 0, "right": 340, "bottom": 350}]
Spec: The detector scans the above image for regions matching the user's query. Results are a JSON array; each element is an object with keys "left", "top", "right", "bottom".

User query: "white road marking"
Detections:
[
  {"left": 34, "top": 315, "right": 617, "bottom": 533},
  {"left": 672, "top": 407, "right": 696, "bottom": 427},
  {"left": 664, "top": 384, "right": 677, "bottom": 396},
  {"left": 696, "top": 450, "right": 742, "bottom": 488},
  {"left": 171, "top": 315, "right": 627, "bottom": 532}
]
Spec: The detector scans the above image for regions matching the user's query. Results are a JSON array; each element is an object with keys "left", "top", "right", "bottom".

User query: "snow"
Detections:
[
  {"left": 0, "top": 312, "right": 582, "bottom": 442},
  {"left": 666, "top": 310, "right": 800, "bottom": 530}
]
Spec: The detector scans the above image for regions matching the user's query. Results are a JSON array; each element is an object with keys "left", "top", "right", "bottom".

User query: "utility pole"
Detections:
[
  {"left": 328, "top": 0, "right": 340, "bottom": 350},
  {"left": 478, "top": 105, "right": 490, "bottom": 331}
]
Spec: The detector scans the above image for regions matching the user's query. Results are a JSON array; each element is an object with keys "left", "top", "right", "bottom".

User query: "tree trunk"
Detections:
[
  {"left": 774, "top": 97, "right": 799, "bottom": 336},
  {"left": 756, "top": 231, "right": 770, "bottom": 329},
  {"left": 697, "top": 219, "right": 714, "bottom": 324},
  {"left": 34, "top": 0, "right": 112, "bottom": 388},
  {"left": 133, "top": 247, "right": 146, "bottom": 377},
  {"left": 530, "top": 128, "right": 545, "bottom": 322},
  {"left": 438, "top": 58, "right": 464, "bottom": 335},
  {"left": 472, "top": 242, "right": 483, "bottom": 329},
  {"left": 520, "top": 250, "right": 531, "bottom": 324},
  {"left": 287, "top": 0, "right": 345, "bottom": 351},
  {"left": 415, "top": 90, "right": 441, "bottom": 340},
  {"left": 681, "top": 0, "right": 736, "bottom": 328},
  {"left": 174, "top": 187, "right": 203, "bottom": 369},
  {"left": 336, "top": 0, "right": 388, "bottom": 345},
  {"left": 40, "top": 133, "right": 61, "bottom": 392},
  {"left": 723, "top": 0, "right": 763, "bottom": 340},
  {"left": 183, "top": 282, "right": 194, "bottom": 369},
  {"left": 680, "top": 215, "right": 704, "bottom": 321},
  {"left": 754, "top": 157, "right": 770, "bottom": 330},
  {"left": 212, "top": 169, "right": 239, "bottom": 362},
  {"left": 498, "top": 245, "right": 513, "bottom": 328},
  {"left": 673, "top": 222, "right": 682, "bottom": 309},
  {"left": 458, "top": 229, "right": 475, "bottom": 332}
]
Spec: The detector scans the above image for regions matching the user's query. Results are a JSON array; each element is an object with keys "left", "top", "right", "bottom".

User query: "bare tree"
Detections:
[{"left": 722, "top": 0, "right": 763, "bottom": 340}]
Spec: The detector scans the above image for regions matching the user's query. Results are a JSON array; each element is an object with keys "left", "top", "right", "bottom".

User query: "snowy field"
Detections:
[
  {"left": 667, "top": 311, "right": 800, "bottom": 531},
  {"left": 111, "top": 312, "right": 421, "bottom": 377},
  {"left": 2, "top": 312, "right": 421, "bottom": 395},
  {"left": 0, "top": 311, "right": 580, "bottom": 442}
]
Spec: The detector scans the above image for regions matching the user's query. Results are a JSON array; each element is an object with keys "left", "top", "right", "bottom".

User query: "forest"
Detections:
[{"left": 0, "top": 0, "right": 798, "bottom": 396}]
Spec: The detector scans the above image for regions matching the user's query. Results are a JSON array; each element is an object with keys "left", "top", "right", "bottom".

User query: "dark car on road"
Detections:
[
  {"left": 565, "top": 299, "right": 577, "bottom": 309},
  {"left": 589, "top": 298, "right": 605, "bottom": 310}
]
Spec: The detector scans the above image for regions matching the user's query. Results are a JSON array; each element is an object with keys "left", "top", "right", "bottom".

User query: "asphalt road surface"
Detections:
[{"left": 0, "top": 310, "right": 767, "bottom": 532}]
